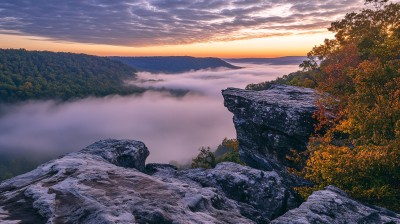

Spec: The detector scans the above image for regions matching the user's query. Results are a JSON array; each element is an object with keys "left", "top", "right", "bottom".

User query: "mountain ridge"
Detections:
[
  {"left": 224, "top": 56, "right": 306, "bottom": 65},
  {"left": 0, "top": 49, "right": 144, "bottom": 102},
  {"left": 110, "top": 56, "right": 241, "bottom": 74}
]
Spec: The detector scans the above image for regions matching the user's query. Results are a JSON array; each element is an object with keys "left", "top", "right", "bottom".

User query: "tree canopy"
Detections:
[
  {"left": 0, "top": 49, "right": 145, "bottom": 102},
  {"left": 288, "top": 0, "right": 400, "bottom": 211}
]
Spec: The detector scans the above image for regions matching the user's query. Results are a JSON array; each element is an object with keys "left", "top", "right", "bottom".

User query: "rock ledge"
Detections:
[{"left": 222, "top": 84, "right": 318, "bottom": 171}]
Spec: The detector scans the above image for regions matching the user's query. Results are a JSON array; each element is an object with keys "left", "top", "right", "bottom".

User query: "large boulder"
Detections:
[
  {"left": 81, "top": 139, "right": 149, "bottom": 171},
  {"left": 272, "top": 186, "right": 400, "bottom": 224},
  {"left": 222, "top": 85, "right": 318, "bottom": 171},
  {"left": 0, "top": 139, "right": 301, "bottom": 224}
]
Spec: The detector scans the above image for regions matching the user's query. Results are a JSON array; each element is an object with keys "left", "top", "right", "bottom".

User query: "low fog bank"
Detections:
[
  {"left": 133, "top": 63, "right": 298, "bottom": 97},
  {"left": 0, "top": 63, "right": 298, "bottom": 165},
  {"left": 0, "top": 92, "right": 234, "bottom": 163}
]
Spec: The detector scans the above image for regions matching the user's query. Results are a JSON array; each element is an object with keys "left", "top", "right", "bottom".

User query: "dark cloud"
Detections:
[{"left": 0, "top": 0, "right": 364, "bottom": 46}]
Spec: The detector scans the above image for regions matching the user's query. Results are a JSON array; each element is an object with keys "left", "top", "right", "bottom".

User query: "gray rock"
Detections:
[
  {"left": 181, "top": 162, "right": 301, "bottom": 221},
  {"left": 151, "top": 162, "right": 301, "bottom": 222},
  {"left": 0, "top": 139, "right": 301, "bottom": 224},
  {"left": 271, "top": 186, "right": 400, "bottom": 224},
  {"left": 222, "top": 85, "right": 318, "bottom": 171},
  {"left": 82, "top": 139, "right": 149, "bottom": 172}
]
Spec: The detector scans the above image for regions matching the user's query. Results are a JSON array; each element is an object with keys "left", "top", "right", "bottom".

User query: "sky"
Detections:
[{"left": 0, "top": 0, "right": 366, "bottom": 57}]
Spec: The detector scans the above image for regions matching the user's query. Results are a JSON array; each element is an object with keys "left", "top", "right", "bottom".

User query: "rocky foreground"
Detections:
[
  {"left": 1, "top": 139, "right": 399, "bottom": 224},
  {"left": 0, "top": 139, "right": 300, "bottom": 223},
  {"left": 1, "top": 85, "right": 399, "bottom": 223}
]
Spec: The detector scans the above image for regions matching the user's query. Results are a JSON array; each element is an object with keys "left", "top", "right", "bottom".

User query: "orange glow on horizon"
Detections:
[{"left": 0, "top": 31, "right": 333, "bottom": 58}]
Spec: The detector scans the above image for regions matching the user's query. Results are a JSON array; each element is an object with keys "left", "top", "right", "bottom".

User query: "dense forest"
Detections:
[
  {"left": 110, "top": 56, "right": 241, "bottom": 73},
  {"left": 249, "top": 0, "right": 400, "bottom": 211},
  {"left": 0, "top": 49, "right": 145, "bottom": 102}
]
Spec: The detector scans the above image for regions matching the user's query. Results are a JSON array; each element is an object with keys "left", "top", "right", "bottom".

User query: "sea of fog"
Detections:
[{"left": 0, "top": 63, "right": 299, "bottom": 164}]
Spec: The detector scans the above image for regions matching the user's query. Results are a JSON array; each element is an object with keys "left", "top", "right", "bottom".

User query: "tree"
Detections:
[
  {"left": 191, "top": 147, "right": 216, "bottom": 169},
  {"left": 191, "top": 138, "right": 243, "bottom": 169},
  {"left": 215, "top": 138, "right": 242, "bottom": 165},
  {"left": 293, "top": 0, "right": 400, "bottom": 211}
]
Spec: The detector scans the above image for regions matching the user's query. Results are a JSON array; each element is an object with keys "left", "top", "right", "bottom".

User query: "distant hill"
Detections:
[
  {"left": 0, "top": 49, "right": 144, "bottom": 102},
  {"left": 110, "top": 56, "right": 241, "bottom": 74},
  {"left": 224, "top": 56, "right": 306, "bottom": 65}
]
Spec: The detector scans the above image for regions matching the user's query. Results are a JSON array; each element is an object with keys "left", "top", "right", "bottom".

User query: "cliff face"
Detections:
[{"left": 222, "top": 85, "right": 318, "bottom": 171}]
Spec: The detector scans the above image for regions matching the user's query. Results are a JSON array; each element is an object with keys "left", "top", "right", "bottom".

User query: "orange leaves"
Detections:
[
  {"left": 316, "top": 44, "right": 360, "bottom": 100},
  {"left": 292, "top": 0, "right": 400, "bottom": 211},
  {"left": 298, "top": 41, "right": 400, "bottom": 213}
]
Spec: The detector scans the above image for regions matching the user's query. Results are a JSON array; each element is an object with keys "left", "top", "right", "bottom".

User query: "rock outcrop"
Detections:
[
  {"left": 272, "top": 186, "right": 400, "bottom": 224},
  {"left": 0, "top": 139, "right": 301, "bottom": 224},
  {"left": 222, "top": 85, "right": 318, "bottom": 171}
]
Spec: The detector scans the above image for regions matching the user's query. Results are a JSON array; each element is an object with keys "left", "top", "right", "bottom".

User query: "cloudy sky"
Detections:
[{"left": 0, "top": 0, "right": 366, "bottom": 57}]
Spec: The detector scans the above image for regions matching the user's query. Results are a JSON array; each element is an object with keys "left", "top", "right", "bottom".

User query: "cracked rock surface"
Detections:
[
  {"left": 0, "top": 139, "right": 301, "bottom": 224},
  {"left": 222, "top": 85, "right": 318, "bottom": 171}
]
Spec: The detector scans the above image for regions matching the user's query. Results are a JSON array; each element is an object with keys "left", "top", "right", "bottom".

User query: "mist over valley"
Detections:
[{"left": 0, "top": 63, "right": 299, "bottom": 177}]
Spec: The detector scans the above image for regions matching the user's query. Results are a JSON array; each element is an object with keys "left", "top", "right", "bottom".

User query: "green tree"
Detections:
[
  {"left": 191, "top": 147, "right": 216, "bottom": 169},
  {"left": 215, "top": 138, "right": 242, "bottom": 165},
  {"left": 191, "top": 138, "right": 243, "bottom": 169}
]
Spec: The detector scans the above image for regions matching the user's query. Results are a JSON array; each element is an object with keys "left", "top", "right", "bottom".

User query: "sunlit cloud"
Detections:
[{"left": 0, "top": 0, "right": 364, "bottom": 46}]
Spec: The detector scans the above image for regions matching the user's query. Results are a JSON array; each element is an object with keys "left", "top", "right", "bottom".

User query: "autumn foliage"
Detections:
[{"left": 294, "top": 0, "right": 400, "bottom": 211}]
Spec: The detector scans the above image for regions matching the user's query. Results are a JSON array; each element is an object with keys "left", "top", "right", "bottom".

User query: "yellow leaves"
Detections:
[
  {"left": 395, "top": 120, "right": 400, "bottom": 137},
  {"left": 298, "top": 139, "right": 400, "bottom": 210},
  {"left": 221, "top": 138, "right": 239, "bottom": 151},
  {"left": 19, "top": 81, "right": 33, "bottom": 91},
  {"left": 335, "top": 119, "right": 352, "bottom": 133}
]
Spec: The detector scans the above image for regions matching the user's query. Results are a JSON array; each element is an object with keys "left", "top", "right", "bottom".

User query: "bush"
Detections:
[{"left": 191, "top": 138, "right": 242, "bottom": 169}]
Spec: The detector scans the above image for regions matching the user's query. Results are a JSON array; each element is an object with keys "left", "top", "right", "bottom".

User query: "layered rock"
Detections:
[
  {"left": 222, "top": 85, "right": 318, "bottom": 171},
  {"left": 272, "top": 186, "right": 400, "bottom": 224},
  {"left": 0, "top": 139, "right": 301, "bottom": 224}
]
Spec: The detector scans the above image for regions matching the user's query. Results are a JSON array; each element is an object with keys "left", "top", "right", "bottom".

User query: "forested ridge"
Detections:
[
  {"left": 110, "top": 56, "right": 241, "bottom": 73},
  {"left": 0, "top": 49, "right": 144, "bottom": 102},
  {"left": 248, "top": 0, "right": 400, "bottom": 211}
]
